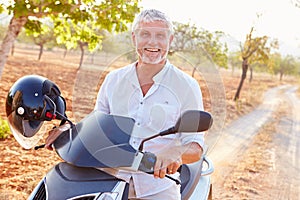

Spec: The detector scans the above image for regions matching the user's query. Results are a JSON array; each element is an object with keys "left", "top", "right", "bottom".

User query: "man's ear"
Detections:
[
  {"left": 169, "top": 34, "right": 174, "bottom": 45},
  {"left": 132, "top": 32, "right": 136, "bottom": 47}
]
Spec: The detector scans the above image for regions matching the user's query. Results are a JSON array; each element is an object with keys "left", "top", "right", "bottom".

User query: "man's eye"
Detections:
[
  {"left": 157, "top": 33, "right": 166, "bottom": 39},
  {"left": 141, "top": 32, "right": 150, "bottom": 37}
]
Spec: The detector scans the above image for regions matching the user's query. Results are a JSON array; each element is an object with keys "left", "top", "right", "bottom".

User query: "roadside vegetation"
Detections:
[
  {"left": 0, "top": 117, "right": 10, "bottom": 139},
  {"left": 0, "top": 1, "right": 299, "bottom": 199}
]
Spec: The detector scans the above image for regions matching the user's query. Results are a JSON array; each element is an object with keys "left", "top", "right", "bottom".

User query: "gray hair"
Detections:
[{"left": 132, "top": 9, "right": 174, "bottom": 33}]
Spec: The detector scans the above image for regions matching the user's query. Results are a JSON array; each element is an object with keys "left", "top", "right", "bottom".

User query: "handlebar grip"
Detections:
[{"left": 138, "top": 152, "right": 156, "bottom": 173}]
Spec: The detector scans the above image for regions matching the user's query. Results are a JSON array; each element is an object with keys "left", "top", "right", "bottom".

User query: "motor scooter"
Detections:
[
  {"left": 6, "top": 75, "right": 214, "bottom": 200},
  {"left": 23, "top": 108, "right": 213, "bottom": 200}
]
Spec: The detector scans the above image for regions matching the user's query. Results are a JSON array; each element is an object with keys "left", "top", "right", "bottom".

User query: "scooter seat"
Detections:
[{"left": 57, "top": 162, "right": 120, "bottom": 181}]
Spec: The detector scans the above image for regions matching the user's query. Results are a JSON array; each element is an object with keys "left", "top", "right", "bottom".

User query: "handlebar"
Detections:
[{"left": 138, "top": 152, "right": 181, "bottom": 185}]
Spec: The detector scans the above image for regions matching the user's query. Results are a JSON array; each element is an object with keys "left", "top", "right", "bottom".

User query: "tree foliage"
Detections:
[
  {"left": 270, "top": 53, "right": 298, "bottom": 80},
  {"left": 0, "top": 117, "right": 10, "bottom": 139},
  {"left": 24, "top": 19, "right": 56, "bottom": 60},
  {"left": 0, "top": 0, "right": 141, "bottom": 74},
  {"left": 172, "top": 21, "right": 228, "bottom": 69}
]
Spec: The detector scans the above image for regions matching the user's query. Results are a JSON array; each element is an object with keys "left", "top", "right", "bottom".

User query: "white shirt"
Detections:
[{"left": 94, "top": 60, "right": 205, "bottom": 198}]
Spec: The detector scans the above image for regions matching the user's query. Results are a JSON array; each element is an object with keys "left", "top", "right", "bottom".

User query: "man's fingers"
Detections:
[
  {"left": 45, "top": 130, "right": 58, "bottom": 150},
  {"left": 153, "top": 156, "right": 183, "bottom": 178},
  {"left": 167, "top": 165, "right": 176, "bottom": 174},
  {"left": 153, "top": 159, "right": 168, "bottom": 178},
  {"left": 158, "top": 167, "right": 167, "bottom": 178},
  {"left": 45, "top": 124, "right": 70, "bottom": 150},
  {"left": 153, "top": 159, "right": 162, "bottom": 178},
  {"left": 167, "top": 161, "right": 181, "bottom": 174}
]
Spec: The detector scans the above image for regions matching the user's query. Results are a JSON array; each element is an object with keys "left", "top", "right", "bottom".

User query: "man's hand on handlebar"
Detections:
[
  {"left": 45, "top": 123, "right": 71, "bottom": 150},
  {"left": 152, "top": 142, "right": 203, "bottom": 179},
  {"left": 153, "top": 156, "right": 182, "bottom": 179},
  {"left": 153, "top": 142, "right": 183, "bottom": 179}
]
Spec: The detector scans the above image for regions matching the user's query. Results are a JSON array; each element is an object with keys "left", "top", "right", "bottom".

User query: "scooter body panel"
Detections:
[
  {"left": 28, "top": 162, "right": 129, "bottom": 200},
  {"left": 26, "top": 110, "right": 214, "bottom": 200}
]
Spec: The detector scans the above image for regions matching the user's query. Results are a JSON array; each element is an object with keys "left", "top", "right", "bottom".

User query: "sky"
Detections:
[
  {"left": 1, "top": 0, "right": 299, "bottom": 56},
  {"left": 140, "top": 0, "right": 300, "bottom": 56}
]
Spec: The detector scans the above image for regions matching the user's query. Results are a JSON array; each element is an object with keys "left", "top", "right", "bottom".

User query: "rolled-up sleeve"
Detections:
[{"left": 179, "top": 78, "right": 205, "bottom": 149}]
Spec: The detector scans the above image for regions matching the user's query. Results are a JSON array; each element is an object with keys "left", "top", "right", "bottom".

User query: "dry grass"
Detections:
[
  {"left": 0, "top": 46, "right": 298, "bottom": 199},
  {"left": 214, "top": 100, "right": 290, "bottom": 200}
]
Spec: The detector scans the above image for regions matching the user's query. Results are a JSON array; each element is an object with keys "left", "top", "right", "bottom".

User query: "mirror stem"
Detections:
[
  {"left": 138, "top": 126, "right": 176, "bottom": 151},
  {"left": 138, "top": 134, "right": 159, "bottom": 151},
  {"left": 158, "top": 127, "right": 176, "bottom": 136}
]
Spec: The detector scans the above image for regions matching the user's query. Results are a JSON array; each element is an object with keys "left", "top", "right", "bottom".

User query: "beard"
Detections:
[{"left": 136, "top": 46, "right": 169, "bottom": 65}]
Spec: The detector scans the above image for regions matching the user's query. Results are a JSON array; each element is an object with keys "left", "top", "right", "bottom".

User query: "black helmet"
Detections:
[{"left": 6, "top": 75, "right": 67, "bottom": 149}]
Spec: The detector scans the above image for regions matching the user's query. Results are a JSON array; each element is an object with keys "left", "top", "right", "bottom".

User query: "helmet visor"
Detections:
[{"left": 7, "top": 111, "right": 45, "bottom": 149}]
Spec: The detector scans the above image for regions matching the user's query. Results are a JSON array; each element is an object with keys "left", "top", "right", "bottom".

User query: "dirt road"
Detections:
[
  {"left": 272, "top": 86, "right": 300, "bottom": 199},
  {"left": 208, "top": 85, "right": 300, "bottom": 199}
]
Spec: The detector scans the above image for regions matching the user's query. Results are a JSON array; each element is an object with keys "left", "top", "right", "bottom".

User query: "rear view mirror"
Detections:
[
  {"left": 138, "top": 110, "right": 213, "bottom": 151},
  {"left": 174, "top": 110, "right": 213, "bottom": 133}
]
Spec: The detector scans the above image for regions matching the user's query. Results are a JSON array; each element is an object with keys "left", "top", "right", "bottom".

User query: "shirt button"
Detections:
[
  {"left": 137, "top": 122, "right": 140, "bottom": 126},
  {"left": 140, "top": 101, "right": 143, "bottom": 105}
]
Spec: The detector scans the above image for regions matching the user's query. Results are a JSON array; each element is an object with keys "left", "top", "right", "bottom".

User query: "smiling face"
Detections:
[{"left": 132, "top": 21, "right": 173, "bottom": 65}]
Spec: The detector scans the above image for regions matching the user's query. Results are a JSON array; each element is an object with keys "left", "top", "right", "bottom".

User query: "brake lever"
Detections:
[
  {"left": 165, "top": 174, "right": 181, "bottom": 185},
  {"left": 34, "top": 144, "right": 45, "bottom": 150}
]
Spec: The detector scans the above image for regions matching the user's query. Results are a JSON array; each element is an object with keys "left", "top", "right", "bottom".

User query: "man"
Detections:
[
  {"left": 46, "top": 9, "right": 205, "bottom": 200},
  {"left": 94, "top": 9, "right": 205, "bottom": 199}
]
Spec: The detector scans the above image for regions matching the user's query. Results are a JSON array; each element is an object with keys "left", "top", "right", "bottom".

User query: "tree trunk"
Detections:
[
  {"left": 38, "top": 44, "right": 44, "bottom": 60},
  {"left": 234, "top": 59, "right": 248, "bottom": 101},
  {"left": 192, "top": 67, "right": 196, "bottom": 77},
  {"left": 78, "top": 42, "right": 85, "bottom": 69},
  {"left": 0, "top": 15, "right": 28, "bottom": 78},
  {"left": 63, "top": 48, "right": 68, "bottom": 58},
  {"left": 280, "top": 72, "right": 283, "bottom": 81},
  {"left": 11, "top": 43, "right": 15, "bottom": 56},
  {"left": 249, "top": 66, "right": 253, "bottom": 83}
]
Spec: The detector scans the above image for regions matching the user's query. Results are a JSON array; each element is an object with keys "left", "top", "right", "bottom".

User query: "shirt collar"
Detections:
[
  {"left": 125, "top": 61, "right": 139, "bottom": 87},
  {"left": 153, "top": 60, "right": 171, "bottom": 83},
  {"left": 126, "top": 60, "right": 171, "bottom": 86}
]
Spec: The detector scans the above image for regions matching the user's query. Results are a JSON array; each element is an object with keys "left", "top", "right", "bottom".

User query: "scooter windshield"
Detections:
[{"left": 54, "top": 111, "right": 139, "bottom": 168}]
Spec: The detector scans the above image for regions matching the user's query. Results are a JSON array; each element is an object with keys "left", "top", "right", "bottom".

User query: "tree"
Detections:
[
  {"left": 25, "top": 19, "right": 56, "bottom": 60},
  {"left": 233, "top": 27, "right": 278, "bottom": 100},
  {"left": 172, "top": 21, "right": 228, "bottom": 70},
  {"left": 271, "top": 54, "right": 297, "bottom": 81},
  {"left": 0, "top": 0, "right": 140, "bottom": 76}
]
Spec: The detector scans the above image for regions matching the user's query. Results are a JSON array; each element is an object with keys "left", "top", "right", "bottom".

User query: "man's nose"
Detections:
[{"left": 147, "top": 34, "right": 158, "bottom": 45}]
